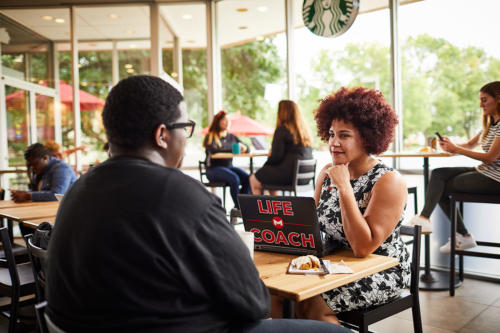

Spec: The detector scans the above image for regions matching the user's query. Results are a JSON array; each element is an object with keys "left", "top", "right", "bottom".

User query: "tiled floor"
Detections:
[
  {"left": 370, "top": 278, "right": 500, "bottom": 333},
  {"left": 0, "top": 277, "right": 498, "bottom": 332}
]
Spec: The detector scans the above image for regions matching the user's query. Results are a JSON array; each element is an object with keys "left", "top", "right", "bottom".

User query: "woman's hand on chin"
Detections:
[{"left": 327, "top": 163, "right": 350, "bottom": 192}]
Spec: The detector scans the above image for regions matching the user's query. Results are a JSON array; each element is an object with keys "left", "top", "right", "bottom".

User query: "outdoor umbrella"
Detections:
[
  {"left": 200, "top": 112, "right": 274, "bottom": 136},
  {"left": 5, "top": 81, "right": 105, "bottom": 111}
]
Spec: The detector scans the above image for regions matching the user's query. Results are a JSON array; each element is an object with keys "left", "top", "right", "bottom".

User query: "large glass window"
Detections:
[
  {"left": 5, "top": 86, "right": 29, "bottom": 167},
  {"left": 161, "top": 2, "right": 207, "bottom": 167},
  {"left": 218, "top": 0, "right": 286, "bottom": 131},
  {"left": 294, "top": 0, "right": 391, "bottom": 150},
  {"left": 399, "top": 0, "right": 500, "bottom": 152}
]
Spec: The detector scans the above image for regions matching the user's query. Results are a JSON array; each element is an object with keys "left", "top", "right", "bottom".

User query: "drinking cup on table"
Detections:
[
  {"left": 236, "top": 230, "right": 254, "bottom": 259},
  {"left": 232, "top": 142, "right": 241, "bottom": 154}
]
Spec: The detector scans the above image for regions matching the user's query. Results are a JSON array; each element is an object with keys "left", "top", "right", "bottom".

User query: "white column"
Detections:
[
  {"left": 29, "top": 90, "right": 37, "bottom": 142},
  {"left": 51, "top": 42, "right": 62, "bottom": 144},
  {"left": 0, "top": 43, "right": 8, "bottom": 175},
  {"left": 285, "top": 0, "right": 296, "bottom": 101},
  {"left": 112, "top": 40, "right": 119, "bottom": 86},
  {"left": 70, "top": 6, "right": 82, "bottom": 172},
  {"left": 389, "top": 0, "right": 403, "bottom": 155},
  {"left": 173, "top": 35, "right": 183, "bottom": 88},
  {"left": 206, "top": 0, "right": 221, "bottom": 121},
  {"left": 150, "top": 3, "right": 162, "bottom": 77}
]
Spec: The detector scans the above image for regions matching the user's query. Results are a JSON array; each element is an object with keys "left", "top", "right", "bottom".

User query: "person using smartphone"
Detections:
[
  {"left": 410, "top": 81, "right": 500, "bottom": 253},
  {"left": 10, "top": 143, "right": 76, "bottom": 202}
]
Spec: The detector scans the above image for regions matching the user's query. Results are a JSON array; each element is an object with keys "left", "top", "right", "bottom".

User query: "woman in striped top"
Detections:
[{"left": 410, "top": 81, "right": 500, "bottom": 253}]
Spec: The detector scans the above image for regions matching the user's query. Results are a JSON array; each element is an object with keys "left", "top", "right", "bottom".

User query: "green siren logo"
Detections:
[{"left": 303, "top": 0, "right": 360, "bottom": 38}]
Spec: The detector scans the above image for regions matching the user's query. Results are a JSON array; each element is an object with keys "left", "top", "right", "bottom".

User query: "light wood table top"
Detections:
[
  {"left": 210, "top": 151, "right": 268, "bottom": 159},
  {"left": 0, "top": 203, "right": 59, "bottom": 222},
  {"left": 254, "top": 249, "right": 398, "bottom": 302},
  {"left": 22, "top": 216, "right": 56, "bottom": 229},
  {"left": 377, "top": 151, "right": 453, "bottom": 158},
  {"left": 0, "top": 200, "right": 58, "bottom": 209}
]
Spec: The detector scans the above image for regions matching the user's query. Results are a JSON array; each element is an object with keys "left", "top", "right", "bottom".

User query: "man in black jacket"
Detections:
[{"left": 46, "top": 75, "right": 348, "bottom": 333}]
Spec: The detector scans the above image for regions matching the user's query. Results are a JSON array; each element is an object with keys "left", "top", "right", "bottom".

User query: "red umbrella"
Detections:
[
  {"left": 5, "top": 81, "right": 105, "bottom": 111},
  {"left": 200, "top": 112, "right": 274, "bottom": 136}
]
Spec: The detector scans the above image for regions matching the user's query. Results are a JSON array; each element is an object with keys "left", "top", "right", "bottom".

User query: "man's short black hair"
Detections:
[
  {"left": 24, "top": 143, "right": 50, "bottom": 160},
  {"left": 102, "top": 75, "right": 184, "bottom": 150}
]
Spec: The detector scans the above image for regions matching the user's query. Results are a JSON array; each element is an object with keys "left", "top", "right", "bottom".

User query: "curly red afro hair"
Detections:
[{"left": 314, "top": 87, "right": 398, "bottom": 155}]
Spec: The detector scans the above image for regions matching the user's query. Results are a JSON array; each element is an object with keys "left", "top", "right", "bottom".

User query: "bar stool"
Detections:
[{"left": 449, "top": 192, "right": 500, "bottom": 296}]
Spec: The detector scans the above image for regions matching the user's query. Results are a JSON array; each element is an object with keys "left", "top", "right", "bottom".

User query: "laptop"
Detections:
[
  {"left": 250, "top": 136, "right": 269, "bottom": 151},
  {"left": 237, "top": 194, "right": 339, "bottom": 257}
]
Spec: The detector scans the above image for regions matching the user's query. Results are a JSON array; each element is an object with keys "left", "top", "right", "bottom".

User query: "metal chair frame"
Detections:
[
  {"left": 449, "top": 192, "right": 500, "bottom": 296},
  {"left": 261, "top": 159, "right": 316, "bottom": 196},
  {"left": 338, "top": 225, "right": 423, "bottom": 333}
]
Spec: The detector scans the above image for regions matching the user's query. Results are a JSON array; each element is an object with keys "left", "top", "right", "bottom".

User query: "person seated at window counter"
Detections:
[
  {"left": 44, "top": 139, "right": 86, "bottom": 160},
  {"left": 410, "top": 81, "right": 500, "bottom": 253},
  {"left": 10, "top": 143, "right": 76, "bottom": 202},
  {"left": 250, "top": 100, "right": 313, "bottom": 195},
  {"left": 46, "top": 75, "right": 349, "bottom": 333},
  {"left": 203, "top": 110, "right": 250, "bottom": 209},
  {"left": 272, "top": 87, "right": 409, "bottom": 324}
]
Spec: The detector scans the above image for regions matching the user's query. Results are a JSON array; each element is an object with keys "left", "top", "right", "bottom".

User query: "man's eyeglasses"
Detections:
[{"left": 166, "top": 120, "right": 196, "bottom": 138}]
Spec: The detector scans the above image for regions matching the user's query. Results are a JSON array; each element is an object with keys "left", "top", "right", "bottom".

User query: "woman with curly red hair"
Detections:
[{"left": 276, "top": 87, "right": 410, "bottom": 324}]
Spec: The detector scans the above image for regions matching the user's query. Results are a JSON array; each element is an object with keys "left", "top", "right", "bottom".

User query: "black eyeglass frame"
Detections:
[{"left": 165, "top": 120, "right": 196, "bottom": 138}]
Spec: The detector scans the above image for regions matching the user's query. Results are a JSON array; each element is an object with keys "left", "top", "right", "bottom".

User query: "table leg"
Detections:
[
  {"left": 282, "top": 299, "right": 295, "bottom": 319},
  {"left": 419, "top": 157, "right": 461, "bottom": 291}
]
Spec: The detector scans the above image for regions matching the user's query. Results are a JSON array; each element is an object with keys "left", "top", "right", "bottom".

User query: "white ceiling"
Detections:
[{"left": 0, "top": 0, "right": 422, "bottom": 51}]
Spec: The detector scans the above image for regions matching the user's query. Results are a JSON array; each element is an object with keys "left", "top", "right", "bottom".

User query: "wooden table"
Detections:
[
  {"left": 378, "top": 151, "right": 457, "bottom": 291},
  {"left": 0, "top": 202, "right": 58, "bottom": 222},
  {"left": 0, "top": 200, "right": 58, "bottom": 209},
  {"left": 254, "top": 249, "right": 398, "bottom": 317},
  {"left": 22, "top": 216, "right": 56, "bottom": 229},
  {"left": 211, "top": 151, "right": 268, "bottom": 173}
]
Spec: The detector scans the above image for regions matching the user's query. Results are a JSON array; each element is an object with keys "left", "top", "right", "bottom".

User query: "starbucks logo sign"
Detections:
[{"left": 303, "top": 0, "right": 360, "bottom": 38}]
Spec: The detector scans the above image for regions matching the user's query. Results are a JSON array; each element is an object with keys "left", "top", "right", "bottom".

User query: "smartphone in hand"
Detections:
[{"left": 435, "top": 132, "right": 443, "bottom": 141}]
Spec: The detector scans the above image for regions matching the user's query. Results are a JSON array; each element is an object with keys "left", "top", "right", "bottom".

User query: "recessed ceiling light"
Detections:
[
  {"left": 187, "top": 40, "right": 195, "bottom": 44},
  {"left": 238, "top": 26, "right": 248, "bottom": 30},
  {"left": 124, "top": 64, "right": 133, "bottom": 69},
  {"left": 171, "top": 72, "right": 178, "bottom": 78},
  {"left": 54, "top": 18, "right": 65, "bottom": 24},
  {"left": 236, "top": 8, "right": 248, "bottom": 12},
  {"left": 41, "top": 15, "right": 53, "bottom": 21},
  {"left": 108, "top": 13, "right": 120, "bottom": 19},
  {"left": 257, "top": 6, "right": 268, "bottom": 12},
  {"left": 256, "top": 36, "right": 264, "bottom": 41},
  {"left": 124, "top": 29, "right": 135, "bottom": 35},
  {"left": 126, "top": 68, "right": 134, "bottom": 73},
  {"left": 129, "top": 44, "right": 137, "bottom": 48},
  {"left": 38, "top": 80, "right": 44, "bottom": 84},
  {"left": 182, "top": 14, "right": 192, "bottom": 20}
]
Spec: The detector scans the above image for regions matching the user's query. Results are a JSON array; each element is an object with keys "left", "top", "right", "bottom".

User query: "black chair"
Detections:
[
  {"left": 0, "top": 187, "right": 5, "bottom": 200},
  {"left": 0, "top": 227, "right": 36, "bottom": 333},
  {"left": 199, "top": 161, "right": 228, "bottom": 209},
  {"left": 449, "top": 193, "right": 500, "bottom": 296},
  {"left": 262, "top": 159, "right": 317, "bottom": 196},
  {"left": 338, "top": 225, "right": 422, "bottom": 333},
  {"left": 35, "top": 301, "right": 48, "bottom": 333},
  {"left": 24, "top": 234, "right": 47, "bottom": 303}
]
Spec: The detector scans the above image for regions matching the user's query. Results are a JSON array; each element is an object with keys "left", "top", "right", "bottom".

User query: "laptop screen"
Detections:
[{"left": 238, "top": 194, "right": 325, "bottom": 256}]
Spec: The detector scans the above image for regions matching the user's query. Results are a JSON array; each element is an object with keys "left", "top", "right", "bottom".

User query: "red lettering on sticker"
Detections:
[
  {"left": 261, "top": 229, "right": 276, "bottom": 243},
  {"left": 288, "top": 232, "right": 301, "bottom": 246},
  {"left": 250, "top": 228, "right": 261, "bottom": 242},
  {"left": 275, "top": 231, "right": 289, "bottom": 245},
  {"left": 271, "top": 201, "right": 282, "bottom": 214},
  {"left": 282, "top": 201, "right": 293, "bottom": 216},
  {"left": 257, "top": 200, "right": 270, "bottom": 214},
  {"left": 301, "top": 233, "right": 315, "bottom": 248}
]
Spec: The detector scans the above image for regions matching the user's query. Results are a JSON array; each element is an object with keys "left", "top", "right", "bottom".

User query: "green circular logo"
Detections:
[{"left": 302, "top": 0, "right": 360, "bottom": 38}]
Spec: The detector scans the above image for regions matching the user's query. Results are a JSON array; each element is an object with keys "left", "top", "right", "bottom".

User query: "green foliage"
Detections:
[{"left": 221, "top": 39, "right": 284, "bottom": 125}]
